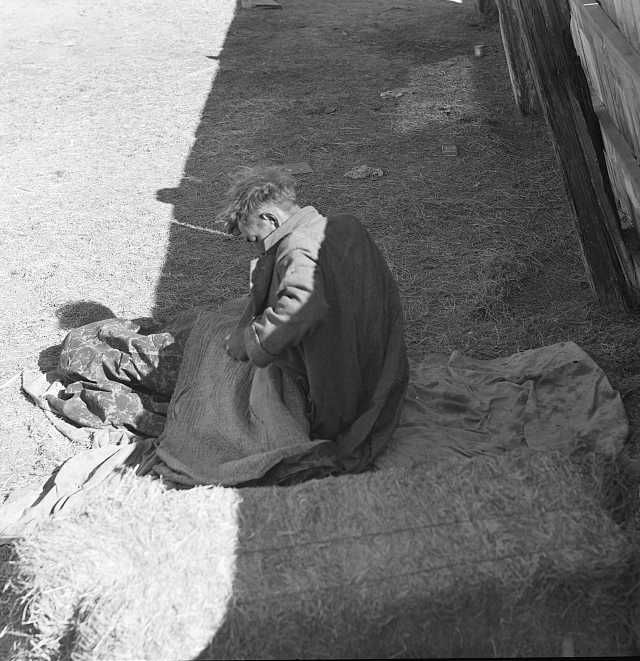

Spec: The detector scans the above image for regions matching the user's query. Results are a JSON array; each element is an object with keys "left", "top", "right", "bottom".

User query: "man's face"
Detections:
[{"left": 238, "top": 209, "right": 278, "bottom": 244}]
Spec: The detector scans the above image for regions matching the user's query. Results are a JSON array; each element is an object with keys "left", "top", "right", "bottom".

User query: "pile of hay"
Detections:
[
  {"left": 3, "top": 450, "right": 635, "bottom": 660},
  {"left": 209, "top": 450, "right": 635, "bottom": 659},
  {"left": 3, "top": 476, "right": 241, "bottom": 661}
]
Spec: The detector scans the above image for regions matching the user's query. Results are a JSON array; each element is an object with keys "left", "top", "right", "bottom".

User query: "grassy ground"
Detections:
[
  {"left": 0, "top": 0, "right": 237, "bottom": 492},
  {"left": 2, "top": 0, "right": 640, "bottom": 558}
]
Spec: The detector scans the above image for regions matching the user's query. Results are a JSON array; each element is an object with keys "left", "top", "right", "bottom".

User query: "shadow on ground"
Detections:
[
  {"left": 146, "top": 4, "right": 636, "bottom": 653},
  {"left": 151, "top": 1, "right": 528, "bottom": 329},
  {"left": 37, "top": 301, "right": 117, "bottom": 372}
]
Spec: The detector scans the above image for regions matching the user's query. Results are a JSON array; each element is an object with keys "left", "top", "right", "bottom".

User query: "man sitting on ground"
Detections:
[{"left": 221, "top": 166, "right": 409, "bottom": 475}]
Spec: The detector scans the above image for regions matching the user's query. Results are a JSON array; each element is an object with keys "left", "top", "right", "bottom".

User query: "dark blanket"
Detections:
[
  {"left": 3, "top": 301, "right": 630, "bottom": 540},
  {"left": 20, "top": 301, "right": 629, "bottom": 489},
  {"left": 43, "top": 299, "right": 341, "bottom": 486}
]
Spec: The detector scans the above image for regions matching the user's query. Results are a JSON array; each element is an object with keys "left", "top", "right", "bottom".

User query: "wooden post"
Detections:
[
  {"left": 494, "top": 0, "right": 539, "bottom": 114},
  {"left": 511, "top": 0, "right": 639, "bottom": 310}
]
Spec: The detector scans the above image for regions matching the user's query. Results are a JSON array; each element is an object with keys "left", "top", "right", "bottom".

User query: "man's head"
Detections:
[{"left": 221, "top": 166, "right": 300, "bottom": 243}]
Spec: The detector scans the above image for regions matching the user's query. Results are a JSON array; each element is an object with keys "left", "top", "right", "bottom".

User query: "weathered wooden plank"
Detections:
[
  {"left": 596, "top": 105, "right": 640, "bottom": 238},
  {"left": 495, "top": 0, "right": 539, "bottom": 114},
  {"left": 598, "top": 0, "right": 640, "bottom": 51},
  {"left": 570, "top": 0, "right": 640, "bottom": 83},
  {"left": 570, "top": 9, "right": 606, "bottom": 104},
  {"left": 512, "top": 0, "right": 640, "bottom": 309},
  {"left": 597, "top": 105, "right": 640, "bottom": 279},
  {"left": 570, "top": 1, "right": 640, "bottom": 292},
  {"left": 570, "top": 0, "right": 640, "bottom": 156}
]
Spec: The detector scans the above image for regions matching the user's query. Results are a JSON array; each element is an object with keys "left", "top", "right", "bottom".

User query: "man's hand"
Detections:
[{"left": 224, "top": 328, "right": 249, "bottom": 361}]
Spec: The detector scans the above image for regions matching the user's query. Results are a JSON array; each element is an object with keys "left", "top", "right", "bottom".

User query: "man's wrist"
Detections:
[{"left": 244, "top": 324, "right": 276, "bottom": 367}]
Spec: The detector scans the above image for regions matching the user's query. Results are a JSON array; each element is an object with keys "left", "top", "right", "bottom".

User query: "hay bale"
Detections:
[
  {"left": 208, "top": 451, "right": 634, "bottom": 659},
  {"left": 4, "top": 451, "right": 634, "bottom": 660},
  {"left": 4, "top": 476, "right": 241, "bottom": 661},
  {"left": 0, "top": 544, "right": 19, "bottom": 659}
]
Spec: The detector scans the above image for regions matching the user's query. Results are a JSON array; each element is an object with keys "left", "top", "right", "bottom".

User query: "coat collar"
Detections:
[{"left": 262, "top": 206, "right": 321, "bottom": 252}]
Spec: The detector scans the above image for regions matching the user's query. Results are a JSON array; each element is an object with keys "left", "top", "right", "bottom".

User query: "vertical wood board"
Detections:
[
  {"left": 598, "top": 0, "right": 640, "bottom": 51},
  {"left": 596, "top": 105, "right": 640, "bottom": 239},
  {"left": 495, "top": 0, "right": 539, "bottom": 114},
  {"left": 570, "top": 0, "right": 640, "bottom": 160},
  {"left": 570, "top": 0, "right": 640, "bottom": 275},
  {"left": 511, "top": 0, "right": 638, "bottom": 308}
]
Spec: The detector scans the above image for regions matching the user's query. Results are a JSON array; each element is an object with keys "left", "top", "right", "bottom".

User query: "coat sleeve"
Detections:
[
  {"left": 232, "top": 295, "right": 255, "bottom": 333},
  {"left": 244, "top": 247, "right": 329, "bottom": 367}
]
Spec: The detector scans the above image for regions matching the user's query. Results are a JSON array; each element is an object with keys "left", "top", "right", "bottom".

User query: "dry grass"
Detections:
[
  {"left": 2, "top": 451, "right": 635, "bottom": 660},
  {"left": 3, "top": 473, "right": 241, "bottom": 661},
  {"left": 0, "top": 0, "right": 239, "bottom": 493}
]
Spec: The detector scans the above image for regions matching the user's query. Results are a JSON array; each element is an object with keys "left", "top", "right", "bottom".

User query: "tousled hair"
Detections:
[{"left": 220, "top": 166, "right": 297, "bottom": 235}]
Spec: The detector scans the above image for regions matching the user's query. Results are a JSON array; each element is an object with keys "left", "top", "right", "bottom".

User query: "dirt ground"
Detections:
[{"left": 2, "top": 0, "right": 640, "bottom": 552}]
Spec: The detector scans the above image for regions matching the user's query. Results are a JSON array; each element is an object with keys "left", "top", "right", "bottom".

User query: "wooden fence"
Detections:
[
  {"left": 598, "top": 0, "right": 640, "bottom": 47},
  {"left": 494, "top": 0, "right": 640, "bottom": 309},
  {"left": 571, "top": 0, "right": 640, "bottom": 275}
]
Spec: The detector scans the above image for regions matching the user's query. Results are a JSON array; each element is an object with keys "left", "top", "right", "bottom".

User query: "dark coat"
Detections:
[{"left": 243, "top": 206, "right": 409, "bottom": 472}]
